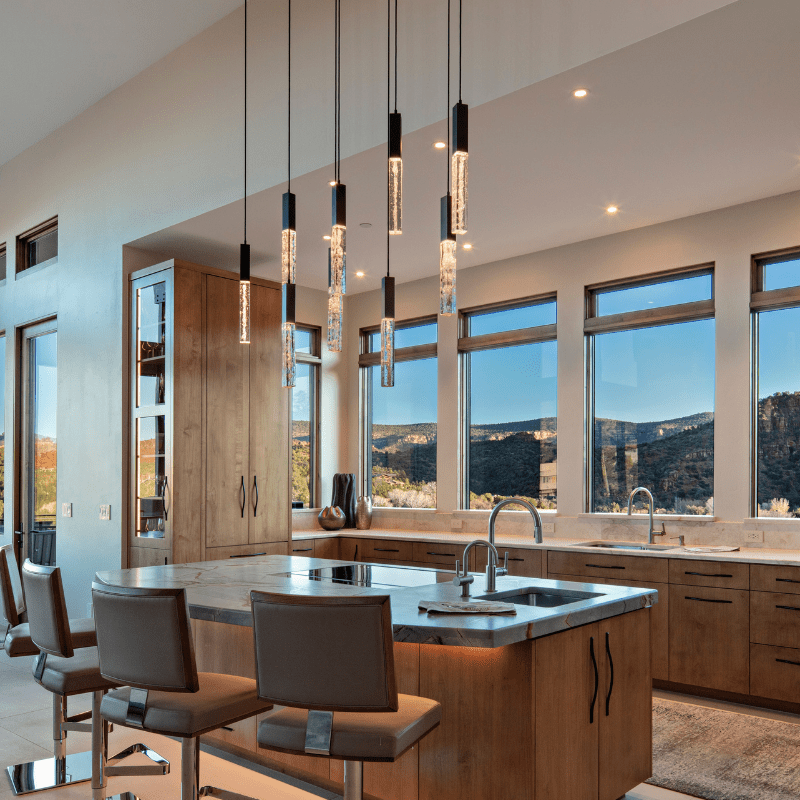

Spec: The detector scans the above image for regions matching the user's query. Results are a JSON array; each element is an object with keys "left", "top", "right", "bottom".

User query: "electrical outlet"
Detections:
[
  {"left": 746, "top": 530, "right": 764, "bottom": 543},
  {"left": 62, "top": 503, "right": 72, "bottom": 518},
  {"left": 542, "top": 522, "right": 555, "bottom": 534},
  {"left": 99, "top": 505, "right": 111, "bottom": 521},
  {"left": 450, "top": 518, "right": 463, "bottom": 531}
]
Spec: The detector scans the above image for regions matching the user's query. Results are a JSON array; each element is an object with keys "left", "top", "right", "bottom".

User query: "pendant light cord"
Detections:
[
  {"left": 288, "top": 0, "right": 291, "bottom": 191},
  {"left": 446, "top": 0, "right": 450, "bottom": 189},
  {"left": 387, "top": 0, "right": 390, "bottom": 277},
  {"left": 243, "top": 0, "right": 248, "bottom": 244},
  {"left": 458, "top": 0, "right": 462, "bottom": 103},
  {"left": 394, "top": 0, "right": 398, "bottom": 113},
  {"left": 334, "top": 0, "right": 341, "bottom": 185}
]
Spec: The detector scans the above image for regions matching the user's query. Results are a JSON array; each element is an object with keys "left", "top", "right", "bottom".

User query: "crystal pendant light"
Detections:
[
  {"left": 381, "top": 277, "right": 395, "bottom": 387},
  {"left": 327, "top": 248, "right": 342, "bottom": 352},
  {"left": 451, "top": 0, "right": 468, "bottom": 234},
  {"left": 440, "top": 195, "right": 456, "bottom": 315},
  {"left": 330, "top": 184, "right": 346, "bottom": 295},
  {"left": 282, "top": 282, "right": 296, "bottom": 387},
  {"left": 282, "top": 195, "right": 296, "bottom": 283},
  {"left": 388, "top": 0, "right": 402, "bottom": 235},
  {"left": 281, "top": 0, "right": 296, "bottom": 387},
  {"left": 239, "top": 0, "right": 250, "bottom": 344}
]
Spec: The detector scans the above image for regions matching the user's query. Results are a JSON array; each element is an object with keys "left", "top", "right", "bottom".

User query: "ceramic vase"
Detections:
[{"left": 355, "top": 496, "right": 373, "bottom": 530}]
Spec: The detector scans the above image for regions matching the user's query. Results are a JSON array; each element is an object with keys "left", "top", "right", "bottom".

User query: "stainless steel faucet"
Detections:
[
  {"left": 453, "top": 540, "right": 504, "bottom": 597},
  {"left": 488, "top": 497, "right": 543, "bottom": 545},
  {"left": 626, "top": 487, "right": 665, "bottom": 544}
]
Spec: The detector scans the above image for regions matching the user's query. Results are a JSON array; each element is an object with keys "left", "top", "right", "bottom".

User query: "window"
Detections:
[
  {"left": 0, "top": 333, "right": 4, "bottom": 535},
  {"left": 292, "top": 325, "right": 321, "bottom": 508},
  {"left": 0, "top": 244, "right": 6, "bottom": 282},
  {"left": 460, "top": 296, "right": 557, "bottom": 510},
  {"left": 587, "top": 267, "right": 715, "bottom": 515},
  {"left": 752, "top": 250, "right": 800, "bottom": 517},
  {"left": 17, "top": 217, "right": 58, "bottom": 274},
  {"left": 360, "top": 318, "right": 437, "bottom": 508}
]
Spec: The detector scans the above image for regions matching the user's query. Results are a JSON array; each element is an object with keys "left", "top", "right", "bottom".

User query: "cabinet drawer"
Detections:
[
  {"left": 476, "top": 547, "right": 543, "bottom": 578},
  {"left": 289, "top": 541, "right": 316, "bottom": 556},
  {"left": 668, "top": 558, "right": 749, "bottom": 589},
  {"left": 362, "top": 539, "right": 415, "bottom": 562},
  {"left": 313, "top": 537, "right": 340, "bottom": 560},
  {"left": 412, "top": 542, "right": 463, "bottom": 567},
  {"left": 338, "top": 538, "right": 361, "bottom": 561},
  {"left": 669, "top": 586, "right": 749, "bottom": 694},
  {"left": 750, "top": 591, "right": 800, "bottom": 649},
  {"left": 547, "top": 550, "right": 668, "bottom": 583},
  {"left": 751, "top": 564, "right": 800, "bottom": 595},
  {"left": 206, "top": 542, "right": 287, "bottom": 561},
  {"left": 750, "top": 643, "right": 800, "bottom": 702}
]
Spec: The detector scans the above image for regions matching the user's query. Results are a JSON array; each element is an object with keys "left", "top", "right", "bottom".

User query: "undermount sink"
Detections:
[
  {"left": 475, "top": 587, "right": 601, "bottom": 607},
  {"left": 574, "top": 541, "right": 678, "bottom": 551}
]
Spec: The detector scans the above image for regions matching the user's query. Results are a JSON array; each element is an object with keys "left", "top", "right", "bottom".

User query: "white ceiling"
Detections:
[
  {"left": 131, "top": 0, "right": 800, "bottom": 295},
  {"left": 0, "top": 0, "right": 242, "bottom": 166}
]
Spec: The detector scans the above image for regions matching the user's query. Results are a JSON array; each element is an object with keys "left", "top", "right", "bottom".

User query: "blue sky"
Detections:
[
  {"left": 759, "top": 306, "right": 800, "bottom": 399},
  {"left": 34, "top": 333, "right": 57, "bottom": 439}
]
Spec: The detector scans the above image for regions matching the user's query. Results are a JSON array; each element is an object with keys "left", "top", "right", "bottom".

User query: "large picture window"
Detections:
[
  {"left": 460, "top": 297, "right": 557, "bottom": 510},
  {"left": 587, "top": 267, "right": 715, "bottom": 515},
  {"left": 752, "top": 251, "right": 800, "bottom": 517},
  {"left": 0, "top": 333, "right": 4, "bottom": 535},
  {"left": 292, "top": 326, "right": 321, "bottom": 508},
  {"left": 360, "top": 319, "right": 437, "bottom": 508}
]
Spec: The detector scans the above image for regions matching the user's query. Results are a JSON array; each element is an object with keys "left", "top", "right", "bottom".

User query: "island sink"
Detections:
[
  {"left": 575, "top": 540, "right": 679, "bottom": 551},
  {"left": 476, "top": 587, "right": 602, "bottom": 607}
]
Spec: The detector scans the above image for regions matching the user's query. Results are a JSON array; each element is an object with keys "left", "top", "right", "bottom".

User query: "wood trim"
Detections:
[
  {"left": 360, "top": 314, "right": 437, "bottom": 339},
  {"left": 585, "top": 261, "right": 714, "bottom": 296},
  {"left": 751, "top": 245, "right": 800, "bottom": 295},
  {"left": 129, "top": 258, "right": 281, "bottom": 290},
  {"left": 750, "top": 287, "right": 800, "bottom": 311},
  {"left": 16, "top": 216, "right": 58, "bottom": 274},
  {"left": 458, "top": 323, "right": 557, "bottom": 353},
  {"left": 459, "top": 291, "right": 557, "bottom": 319},
  {"left": 359, "top": 342, "right": 437, "bottom": 367},
  {"left": 584, "top": 298, "right": 714, "bottom": 334}
]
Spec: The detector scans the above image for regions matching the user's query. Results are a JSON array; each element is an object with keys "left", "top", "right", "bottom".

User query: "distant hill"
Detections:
[{"left": 757, "top": 391, "right": 800, "bottom": 512}]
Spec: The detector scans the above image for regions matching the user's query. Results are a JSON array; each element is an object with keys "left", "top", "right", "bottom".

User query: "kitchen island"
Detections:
[{"left": 95, "top": 555, "right": 656, "bottom": 800}]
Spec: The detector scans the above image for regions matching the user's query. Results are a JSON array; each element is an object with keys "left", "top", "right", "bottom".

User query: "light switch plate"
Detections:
[
  {"left": 62, "top": 503, "right": 72, "bottom": 518},
  {"left": 450, "top": 518, "right": 463, "bottom": 530},
  {"left": 543, "top": 522, "right": 555, "bottom": 534},
  {"left": 99, "top": 505, "right": 111, "bottom": 521},
  {"left": 745, "top": 530, "right": 763, "bottom": 543}
]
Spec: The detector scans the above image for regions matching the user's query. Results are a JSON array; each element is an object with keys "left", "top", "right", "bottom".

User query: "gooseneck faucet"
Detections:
[
  {"left": 489, "top": 497, "right": 543, "bottom": 545},
  {"left": 626, "top": 487, "right": 665, "bottom": 544}
]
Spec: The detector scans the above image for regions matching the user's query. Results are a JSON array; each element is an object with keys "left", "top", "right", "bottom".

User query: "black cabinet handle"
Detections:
[
  {"left": 221, "top": 726, "right": 235, "bottom": 732},
  {"left": 776, "top": 605, "right": 800, "bottom": 612},
  {"left": 292, "top": 548, "right": 313, "bottom": 553},
  {"left": 239, "top": 476, "right": 246, "bottom": 518},
  {"left": 777, "top": 658, "right": 800, "bottom": 667},
  {"left": 253, "top": 476, "right": 259, "bottom": 517},
  {"left": 229, "top": 552, "right": 266, "bottom": 558},
  {"left": 605, "top": 632, "right": 614, "bottom": 717},
  {"left": 685, "top": 596, "right": 733, "bottom": 604},
  {"left": 685, "top": 571, "right": 733, "bottom": 578},
  {"left": 589, "top": 636, "right": 598, "bottom": 724},
  {"left": 428, "top": 551, "right": 455, "bottom": 557},
  {"left": 163, "top": 476, "right": 170, "bottom": 522},
  {"left": 509, "top": 557, "right": 525, "bottom": 562},
  {"left": 777, "top": 578, "right": 800, "bottom": 584},
  {"left": 375, "top": 548, "right": 400, "bottom": 553},
  {"left": 586, "top": 564, "right": 625, "bottom": 570}
]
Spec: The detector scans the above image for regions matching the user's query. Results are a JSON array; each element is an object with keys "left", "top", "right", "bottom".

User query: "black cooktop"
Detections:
[{"left": 289, "top": 564, "right": 453, "bottom": 588}]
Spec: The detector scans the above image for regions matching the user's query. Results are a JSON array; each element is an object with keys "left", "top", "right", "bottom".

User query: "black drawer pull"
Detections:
[
  {"left": 292, "top": 548, "right": 313, "bottom": 553},
  {"left": 777, "top": 658, "right": 800, "bottom": 667},
  {"left": 776, "top": 605, "right": 800, "bottom": 612},
  {"left": 685, "top": 571, "right": 733, "bottom": 578},
  {"left": 509, "top": 557, "right": 525, "bottom": 562},
  {"left": 777, "top": 578, "right": 800, "bottom": 584},
  {"left": 428, "top": 551, "right": 455, "bottom": 557},
  {"left": 685, "top": 596, "right": 732, "bottom": 604},
  {"left": 229, "top": 552, "right": 266, "bottom": 558},
  {"left": 589, "top": 636, "right": 598, "bottom": 724},
  {"left": 375, "top": 548, "right": 400, "bottom": 552},
  {"left": 586, "top": 564, "right": 625, "bottom": 570},
  {"left": 222, "top": 726, "right": 235, "bottom": 732}
]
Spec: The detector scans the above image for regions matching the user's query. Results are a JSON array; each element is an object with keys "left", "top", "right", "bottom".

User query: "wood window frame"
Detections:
[
  {"left": 16, "top": 217, "right": 58, "bottom": 275},
  {"left": 294, "top": 323, "right": 321, "bottom": 509},
  {"left": 0, "top": 243, "right": 7, "bottom": 284}
]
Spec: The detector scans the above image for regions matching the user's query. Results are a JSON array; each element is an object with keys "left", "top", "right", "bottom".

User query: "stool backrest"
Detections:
[
  {"left": 250, "top": 592, "right": 398, "bottom": 713},
  {"left": 21, "top": 560, "right": 73, "bottom": 658},
  {"left": 91, "top": 582, "right": 199, "bottom": 692},
  {"left": 0, "top": 545, "right": 25, "bottom": 627}
]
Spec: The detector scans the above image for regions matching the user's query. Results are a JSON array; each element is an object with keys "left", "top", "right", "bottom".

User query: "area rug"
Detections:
[{"left": 648, "top": 697, "right": 800, "bottom": 800}]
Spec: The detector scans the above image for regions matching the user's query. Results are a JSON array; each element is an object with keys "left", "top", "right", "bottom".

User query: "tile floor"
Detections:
[{"left": 4, "top": 645, "right": 791, "bottom": 800}]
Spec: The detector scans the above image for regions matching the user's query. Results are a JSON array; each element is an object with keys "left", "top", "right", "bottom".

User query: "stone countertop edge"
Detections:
[
  {"left": 96, "top": 556, "right": 655, "bottom": 649},
  {"left": 293, "top": 528, "right": 800, "bottom": 567}
]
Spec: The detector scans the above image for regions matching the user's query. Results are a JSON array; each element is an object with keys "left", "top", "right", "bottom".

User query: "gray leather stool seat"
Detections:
[
  {"left": 37, "top": 646, "right": 118, "bottom": 697},
  {"left": 6, "top": 619, "right": 97, "bottom": 657}
]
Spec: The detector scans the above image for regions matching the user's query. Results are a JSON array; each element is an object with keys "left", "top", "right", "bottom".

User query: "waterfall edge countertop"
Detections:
[{"left": 95, "top": 555, "right": 656, "bottom": 648}]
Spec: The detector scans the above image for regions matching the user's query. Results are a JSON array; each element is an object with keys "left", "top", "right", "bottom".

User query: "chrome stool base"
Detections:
[{"left": 6, "top": 751, "right": 93, "bottom": 795}]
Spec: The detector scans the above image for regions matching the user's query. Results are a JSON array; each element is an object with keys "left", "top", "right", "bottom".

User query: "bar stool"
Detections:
[
  {"left": 19, "top": 560, "right": 169, "bottom": 798},
  {"left": 250, "top": 592, "right": 442, "bottom": 800},
  {"left": 91, "top": 581, "right": 272, "bottom": 800}
]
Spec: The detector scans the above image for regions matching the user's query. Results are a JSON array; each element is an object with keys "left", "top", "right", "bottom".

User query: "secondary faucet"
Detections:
[
  {"left": 453, "top": 540, "right": 504, "bottom": 597},
  {"left": 626, "top": 487, "right": 666, "bottom": 544},
  {"left": 488, "top": 497, "right": 543, "bottom": 545}
]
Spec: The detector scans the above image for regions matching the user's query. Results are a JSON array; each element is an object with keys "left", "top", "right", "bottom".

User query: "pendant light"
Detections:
[
  {"left": 388, "top": 0, "right": 402, "bottom": 235},
  {"left": 440, "top": 0, "right": 457, "bottom": 316},
  {"left": 281, "top": 0, "right": 296, "bottom": 388},
  {"left": 451, "top": 0, "right": 468, "bottom": 234},
  {"left": 239, "top": 0, "right": 251, "bottom": 344},
  {"left": 381, "top": 0, "right": 396, "bottom": 387},
  {"left": 327, "top": 0, "right": 345, "bottom": 351}
]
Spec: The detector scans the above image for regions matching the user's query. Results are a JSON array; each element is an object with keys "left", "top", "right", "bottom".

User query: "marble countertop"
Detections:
[
  {"left": 294, "top": 529, "right": 800, "bottom": 566},
  {"left": 95, "top": 556, "right": 656, "bottom": 649}
]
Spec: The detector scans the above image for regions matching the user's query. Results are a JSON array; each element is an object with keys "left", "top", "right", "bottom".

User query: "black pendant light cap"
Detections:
[
  {"left": 452, "top": 101, "right": 468, "bottom": 154},
  {"left": 441, "top": 194, "right": 455, "bottom": 242},
  {"left": 382, "top": 276, "right": 395, "bottom": 319},
  {"left": 282, "top": 281, "right": 296, "bottom": 325},
  {"left": 282, "top": 192, "right": 296, "bottom": 231},
  {"left": 389, "top": 112, "right": 402, "bottom": 159},
  {"left": 332, "top": 183, "right": 347, "bottom": 227},
  {"left": 240, "top": 242, "right": 251, "bottom": 282}
]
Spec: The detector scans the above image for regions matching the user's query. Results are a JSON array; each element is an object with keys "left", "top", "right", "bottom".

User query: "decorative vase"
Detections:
[
  {"left": 355, "top": 496, "right": 373, "bottom": 530},
  {"left": 318, "top": 506, "right": 346, "bottom": 531},
  {"left": 331, "top": 473, "right": 357, "bottom": 528}
]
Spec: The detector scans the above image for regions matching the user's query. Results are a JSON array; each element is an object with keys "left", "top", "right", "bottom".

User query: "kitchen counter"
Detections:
[{"left": 95, "top": 555, "right": 656, "bottom": 648}]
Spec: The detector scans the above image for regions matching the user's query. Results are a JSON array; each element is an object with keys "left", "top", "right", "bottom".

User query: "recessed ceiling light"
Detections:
[
  {"left": 329, "top": 180, "right": 337, "bottom": 186},
  {"left": 323, "top": 234, "right": 331, "bottom": 240},
  {"left": 606, "top": 205, "right": 618, "bottom": 215},
  {"left": 573, "top": 88, "right": 588, "bottom": 98},
  {"left": 359, "top": 222, "right": 372, "bottom": 228},
  {"left": 463, "top": 243, "right": 473, "bottom": 250},
  {"left": 356, "top": 271, "right": 365, "bottom": 278},
  {"left": 434, "top": 141, "right": 446, "bottom": 149}
]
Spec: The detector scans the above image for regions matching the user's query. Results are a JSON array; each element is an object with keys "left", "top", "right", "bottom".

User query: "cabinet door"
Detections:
[
  {"left": 598, "top": 609, "right": 652, "bottom": 800},
  {"left": 669, "top": 586, "right": 749, "bottom": 693},
  {"left": 249, "top": 283, "right": 288, "bottom": 544},
  {"left": 535, "top": 623, "right": 599, "bottom": 800},
  {"left": 205, "top": 275, "right": 250, "bottom": 548},
  {"left": 476, "top": 547, "right": 543, "bottom": 578}
]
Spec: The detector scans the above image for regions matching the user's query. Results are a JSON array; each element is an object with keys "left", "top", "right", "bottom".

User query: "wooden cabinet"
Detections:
[
  {"left": 751, "top": 564, "right": 800, "bottom": 594},
  {"left": 412, "top": 542, "right": 463, "bottom": 568},
  {"left": 669, "top": 586, "right": 749, "bottom": 693},
  {"left": 314, "top": 537, "right": 340, "bottom": 560},
  {"left": 129, "top": 260, "right": 288, "bottom": 567},
  {"left": 475, "top": 546, "right": 543, "bottom": 578},
  {"left": 363, "top": 539, "right": 415, "bottom": 562},
  {"left": 750, "top": 643, "right": 800, "bottom": 701},
  {"left": 668, "top": 558, "right": 749, "bottom": 590},
  {"left": 751, "top": 590, "right": 800, "bottom": 649},
  {"left": 535, "top": 609, "right": 651, "bottom": 800},
  {"left": 548, "top": 550, "right": 668, "bottom": 583},
  {"left": 289, "top": 541, "right": 316, "bottom": 557}
]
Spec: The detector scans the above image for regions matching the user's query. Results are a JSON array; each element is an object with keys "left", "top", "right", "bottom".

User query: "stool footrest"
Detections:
[
  {"left": 199, "top": 786, "right": 260, "bottom": 800},
  {"left": 106, "top": 743, "right": 170, "bottom": 777}
]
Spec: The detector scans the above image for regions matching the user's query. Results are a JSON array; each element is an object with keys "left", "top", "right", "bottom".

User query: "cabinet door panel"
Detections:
[
  {"left": 750, "top": 642, "right": 800, "bottom": 701},
  {"left": 668, "top": 558, "right": 749, "bottom": 590},
  {"left": 535, "top": 624, "right": 599, "bottom": 800},
  {"left": 548, "top": 550, "right": 667, "bottom": 583},
  {"left": 669, "top": 586, "right": 749, "bottom": 693},
  {"left": 476, "top": 547, "right": 543, "bottom": 578},
  {"left": 598, "top": 609, "right": 652, "bottom": 800},
  {"left": 751, "top": 591, "right": 800, "bottom": 649},
  {"left": 249, "top": 284, "right": 288, "bottom": 544},
  {"left": 205, "top": 275, "right": 249, "bottom": 548},
  {"left": 314, "top": 537, "right": 340, "bottom": 560}
]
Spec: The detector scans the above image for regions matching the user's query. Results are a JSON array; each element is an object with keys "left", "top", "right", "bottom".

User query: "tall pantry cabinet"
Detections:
[{"left": 128, "top": 259, "right": 289, "bottom": 568}]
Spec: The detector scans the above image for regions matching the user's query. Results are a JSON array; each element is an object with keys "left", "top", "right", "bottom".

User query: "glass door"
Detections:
[{"left": 20, "top": 322, "right": 57, "bottom": 565}]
